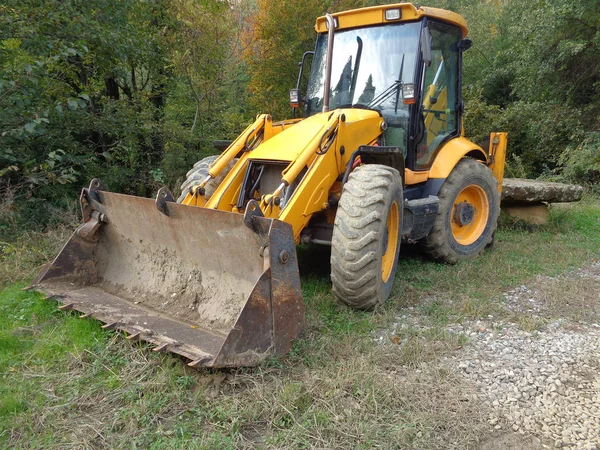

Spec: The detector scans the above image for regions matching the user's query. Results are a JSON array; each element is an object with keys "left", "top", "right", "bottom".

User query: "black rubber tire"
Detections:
[
  {"left": 331, "top": 164, "right": 403, "bottom": 310},
  {"left": 177, "top": 155, "right": 237, "bottom": 203},
  {"left": 422, "top": 158, "right": 500, "bottom": 264}
]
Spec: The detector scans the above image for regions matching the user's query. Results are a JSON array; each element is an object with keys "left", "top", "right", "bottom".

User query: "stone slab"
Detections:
[
  {"left": 501, "top": 178, "right": 583, "bottom": 204},
  {"left": 503, "top": 203, "right": 549, "bottom": 225}
]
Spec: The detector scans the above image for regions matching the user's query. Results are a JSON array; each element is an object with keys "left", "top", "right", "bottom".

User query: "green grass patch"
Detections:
[
  {"left": 0, "top": 197, "right": 598, "bottom": 448},
  {"left": 386, "top": 199, "right": 600, "bottom": 325}
]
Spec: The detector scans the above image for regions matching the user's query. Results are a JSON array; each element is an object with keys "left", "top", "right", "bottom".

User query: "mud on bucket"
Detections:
[{"left": 31, "top": 182, "right": 305, "bottom": 368}]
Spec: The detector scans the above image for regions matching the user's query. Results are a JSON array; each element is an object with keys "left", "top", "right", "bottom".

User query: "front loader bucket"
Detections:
[{"left": 30, "top": 180, "right": 304, "bottom": 368}]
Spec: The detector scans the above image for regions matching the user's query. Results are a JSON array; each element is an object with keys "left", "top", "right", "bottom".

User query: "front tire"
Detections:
[
  {"left": 331, "top": 164, "right": 403, "bottom": 310},
  {"left": 177, "top": 155, "right": 236, "bottom": 203},
  {"left": 423, "top": 158, "right": 500, "bottom": 263}
]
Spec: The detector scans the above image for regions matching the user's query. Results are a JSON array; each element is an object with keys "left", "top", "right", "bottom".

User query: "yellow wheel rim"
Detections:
[
  {"left": 450, "top": 185, "right": 490, "bottom": 246},
  {"left": 382, "top": 201, "right": 399, "bottom": 283}
]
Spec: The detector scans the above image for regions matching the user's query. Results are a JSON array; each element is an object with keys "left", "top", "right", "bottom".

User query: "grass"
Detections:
[
  {"left": 385, "top": 198, "right": 600, "bottom": 324},
  {"left": 0, "top": 197, "right": 599, "bottom": 448}
]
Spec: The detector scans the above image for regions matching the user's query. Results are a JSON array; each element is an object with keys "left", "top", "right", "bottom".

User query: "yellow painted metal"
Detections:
[
  {"left": 381, "top": 200, "right": 400, "bottom": 282},
  {"left": 428, "top": 136, "right": 487, "bottom": 179},
  {"left": 271, "top": 118, "right": 303, "bottom": 136},
  {"left": 180, "top": 114, "right": 267, "bottom": 206},
  {"left": 209, "top": 114, "right": 270, "bottom": 178},
  {"left": 200, "top": 109, "right": 381, "bottom": 242},
  {"left": 205, "top": 160, "right": 247, "bottom": 211},
  {"left": 277, "top": 109, "right": 382, "bottom": 241},
  {"left": 404, "top": 169, "right": 429, "bottom": 185},
  {"left": 180, "top": 115, "right": 304, "bottom": 207},
  {"left": 450, "top": 184, "right": 490, "bottom": 245},
  {"left": 246, "top": 114, "right": 330, "bottom": 163},
  {"left": 315, "top": 3, "right": 468, "bottom": 38},
  {"left": 487, "top": 132, "right": 508, "bottom": 194},
  {"left": 335, "top": 109, "right": 383, "bottom": 172}
]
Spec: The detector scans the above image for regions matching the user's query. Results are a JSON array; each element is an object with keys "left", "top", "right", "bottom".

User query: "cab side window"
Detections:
[{"left": 415, "top": 22, "right": 461, "bottom": 170}]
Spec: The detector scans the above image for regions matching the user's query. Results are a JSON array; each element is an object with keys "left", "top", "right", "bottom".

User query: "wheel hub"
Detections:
[{"left": 453, "top": 201, "right": 475, "bottom": 226}]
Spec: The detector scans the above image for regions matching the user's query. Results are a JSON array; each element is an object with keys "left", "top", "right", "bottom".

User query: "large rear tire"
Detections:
[
  {"left": 422, "top": 158, "right": 499, "bottom": 263},
  {"left": 331, "top": 164, "right": 403, "bottom": 310},
  {"left": 177, "top": 155, "right": 236, "bottom": 203}
]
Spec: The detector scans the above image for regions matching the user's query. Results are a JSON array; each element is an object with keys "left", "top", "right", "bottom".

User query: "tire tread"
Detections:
[
  {"left": 177, "top": 155, "right": 237, "bottom": 203},
  {"left": 422, "top": 158, "right": 500, "bottom": 264},
  {"left": 331, "top": 164, "right": 402, "bottom": 310}
]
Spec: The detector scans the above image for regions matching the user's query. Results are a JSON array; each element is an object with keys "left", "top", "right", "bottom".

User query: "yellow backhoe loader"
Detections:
[{"left": 31, "top": 3, "right": 507, "bottom": 368}]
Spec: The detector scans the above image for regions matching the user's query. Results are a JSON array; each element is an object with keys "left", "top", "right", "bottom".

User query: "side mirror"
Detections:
[
  {"left": 291, "top": 51, "right": 314, "bottom": 114},
  {"left": 459, "top": 39, "right": 473, "bottom": 52},
  {"left": 421, "top": 27, "right": 432, "bottom": 67}
]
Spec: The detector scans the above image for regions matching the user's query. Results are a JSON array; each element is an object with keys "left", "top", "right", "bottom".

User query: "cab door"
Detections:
[{"left": 412, "top": 21, "right": 462, "bottom": 171}]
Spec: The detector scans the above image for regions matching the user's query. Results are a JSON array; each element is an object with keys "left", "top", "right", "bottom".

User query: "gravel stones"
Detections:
[
  {"left": 446, "top": 320, "right": 600, "bottom": 449},
  {"left": 377, "top": 261, "right": 600, "bottom": 448}
]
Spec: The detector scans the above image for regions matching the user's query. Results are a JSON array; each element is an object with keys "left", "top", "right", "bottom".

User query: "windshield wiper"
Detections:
[
  {"left": 367, "top": 54, "right": 405, "bottom": 110},
  {"left": 334, "top": 103, "right": 376, "bottom": 110},
  {"left": 394, "top": 55, "right": 405, "bottom": 113}
]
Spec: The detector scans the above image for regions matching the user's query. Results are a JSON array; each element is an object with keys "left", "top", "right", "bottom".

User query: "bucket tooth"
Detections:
[
  {"left": 58, "top": 302, "right": 77, "bottom": 311},
  {"left": 152, "top": 342, "right": 171, "bottom": 352},
  {"left": 188, "top": 357, "right": 211, "bottom": 368},
  {"left": 101, "top": 322, "right": 119, "bottom": 330},
  {"left": 79, "top": 312, "right": 94, "bottom": 319},
  {"left": 126, "top": 332, "right": 142, "bottom": 341}
]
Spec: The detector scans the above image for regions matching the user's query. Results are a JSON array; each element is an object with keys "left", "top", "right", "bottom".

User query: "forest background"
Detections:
[{"left": 1, "top": 0, "right": 599, "bottom": 238}]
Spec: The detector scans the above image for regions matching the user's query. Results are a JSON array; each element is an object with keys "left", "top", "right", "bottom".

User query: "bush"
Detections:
[
  {"left": 560, "top": 132, "right": 600, "bottom": 187},
  {"left": 464, "top": 88, "right": 587, "bottom": 178},
  {"left": 463, "top": 88, "right": 502, "bottom": 147}
]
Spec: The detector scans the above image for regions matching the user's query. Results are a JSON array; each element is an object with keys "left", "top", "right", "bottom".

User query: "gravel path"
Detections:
[
  {"left": 446, "top": 320, "right": 600, "bottom": 449},
  {"left": 380, "top": 261, "right": 600, "bottom": 449},
  {"left": 446, "top": 261, "right": 600, "bottom": 449}
]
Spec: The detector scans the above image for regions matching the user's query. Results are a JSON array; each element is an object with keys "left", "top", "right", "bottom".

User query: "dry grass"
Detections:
[
  {"left": 2, "top": 318, "right": 488, "bottom": 449},
  {"left": 1, "top": 197, "right": 599, "bottom": 448},
  {"left": 0, "top": 204, "right": 78, "bottom": 286},
  {"left": 509, "top": 262, "right": 600, "bottom": 325}
]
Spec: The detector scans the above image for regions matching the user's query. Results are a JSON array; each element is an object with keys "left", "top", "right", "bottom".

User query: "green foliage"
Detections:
[
  {"left": 0, "top": 0, "right": 169, "bottom": 227},
  {"left": 0, "top": 0, "right": 251, "bottom": 232},
  {"left": 498, "top": 101, "right": 584, "bottom": 175},
  {"left": 1, "top": 0, "right": 599, "bottom": 236},
  {"left": 451, "top": 0, "right": 600, "bottom": 180},
  {"left": 463, "top": 88, "right": 502, "bottom": 146},
  {"left": 560, "top": 132, "right": 600, "bottom": 187}
]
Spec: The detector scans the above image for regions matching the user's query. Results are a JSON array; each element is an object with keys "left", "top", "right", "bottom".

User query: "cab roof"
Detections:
[{"left": 315, "top": 3, "right": 468, "bottom": 38}]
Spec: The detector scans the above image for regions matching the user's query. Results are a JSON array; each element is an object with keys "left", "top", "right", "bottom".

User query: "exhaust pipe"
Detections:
[{"left": 322, "top": 13, "right": 336, "bottom": 113}]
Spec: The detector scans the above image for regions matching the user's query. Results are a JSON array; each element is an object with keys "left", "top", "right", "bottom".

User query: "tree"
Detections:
[{"left": 241, "top": 0, "right": 382, "bottom": 119}]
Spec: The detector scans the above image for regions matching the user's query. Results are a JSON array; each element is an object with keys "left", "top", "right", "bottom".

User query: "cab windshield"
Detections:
[{"left": 305, "top": 22, "right": 421, "bottom": 118}]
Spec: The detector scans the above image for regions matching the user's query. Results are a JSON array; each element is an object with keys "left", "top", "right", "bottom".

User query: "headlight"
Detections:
[
  {"left": 402, "top": 83, "right": 416, "bottom": 104},
  {"left": 385, "top": 9, "right": 401, "bottom": 20},
  {"left": 289, "top": 89, "right": 301, "bottom": 107}
]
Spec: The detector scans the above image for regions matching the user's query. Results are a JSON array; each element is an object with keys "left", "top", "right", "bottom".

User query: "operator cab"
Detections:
[{"left": 292, "top": 4, "right": 471, "bottom": 173}]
